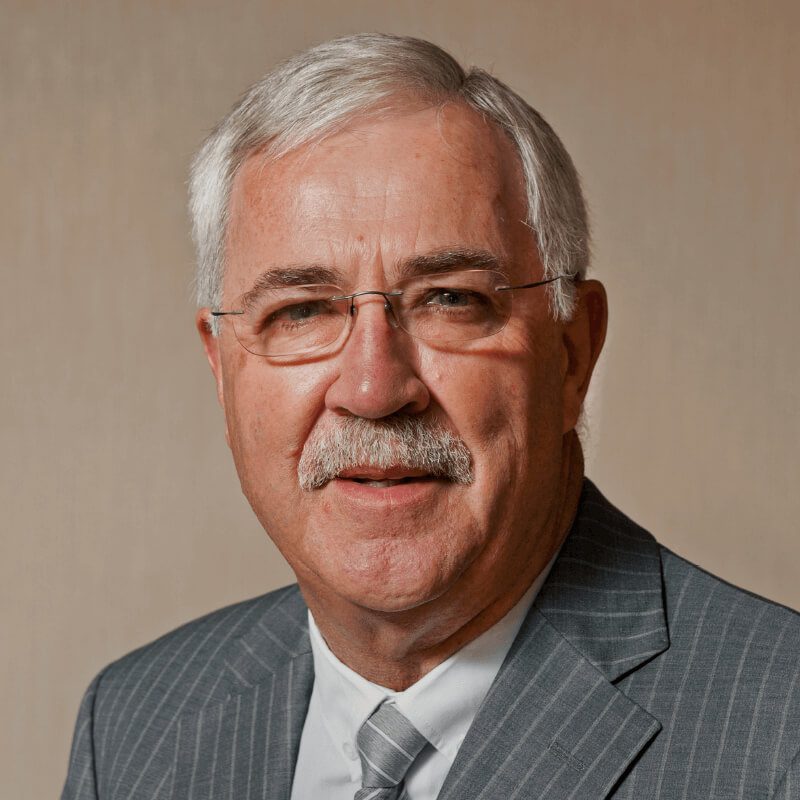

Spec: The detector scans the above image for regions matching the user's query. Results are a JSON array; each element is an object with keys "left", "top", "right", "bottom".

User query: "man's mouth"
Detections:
[
  {"left": 335, "top": 468, "right": 434, "bottom": 488},
  {"left": 346, "top": 477, "right": 428, "bottom": 488}
]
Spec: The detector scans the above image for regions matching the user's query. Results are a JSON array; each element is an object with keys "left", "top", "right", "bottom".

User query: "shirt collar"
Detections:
[{"left": 307, "top": 553, "right": 557, "bottom": 767}]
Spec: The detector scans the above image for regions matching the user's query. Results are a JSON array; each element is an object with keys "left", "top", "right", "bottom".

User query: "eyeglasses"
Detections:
[{"left": 211, "top": 269, "right": 571, "bottom": 358}]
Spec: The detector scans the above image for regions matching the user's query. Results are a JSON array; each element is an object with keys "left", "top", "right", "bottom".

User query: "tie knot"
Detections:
[{"left": 354, "top": 701, "right": 429, "bottom": 799}]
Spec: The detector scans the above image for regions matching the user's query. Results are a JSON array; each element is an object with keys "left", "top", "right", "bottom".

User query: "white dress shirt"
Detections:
[{"left": 290, "top": 557, "right": 557, "bottom": 800}]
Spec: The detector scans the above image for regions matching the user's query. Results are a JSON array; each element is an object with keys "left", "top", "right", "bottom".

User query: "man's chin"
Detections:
[
  {"left": 327, "top": 565, "right": 456, "bottom": 617},
  {"left": 293, "top": 511, "right": 483, "bottom": 617}
]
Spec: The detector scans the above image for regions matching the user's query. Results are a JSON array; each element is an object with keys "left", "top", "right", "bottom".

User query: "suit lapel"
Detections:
[
  {"left": 438, "top": 480, "right": 668, "bottom": 799},
  {"left": 171, "top": 588, "right": 313, "bottom": 800},
  {"left": 535, "top": 480, "right": 669, "bottom": 682}
]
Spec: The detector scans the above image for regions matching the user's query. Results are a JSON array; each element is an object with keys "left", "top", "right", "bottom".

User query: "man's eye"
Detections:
[
  {"left": 269, "top": 300, "right": 333, "bottom": 323},
  {"left": 424, "top": 289, "right": 484, "bottom": 308}
]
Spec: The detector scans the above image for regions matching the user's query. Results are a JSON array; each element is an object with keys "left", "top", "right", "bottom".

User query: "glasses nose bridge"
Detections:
[{"left": 338, "top": 288, "right": 403, "bottom": 327}]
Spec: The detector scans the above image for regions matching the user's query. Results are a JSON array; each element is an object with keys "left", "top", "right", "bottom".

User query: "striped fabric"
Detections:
[
  {"left": 61, "top": 480, "right": 800, "bottom": 799},
  {"left": 355, "top": 701, "right": 429, "bottom": 800}
]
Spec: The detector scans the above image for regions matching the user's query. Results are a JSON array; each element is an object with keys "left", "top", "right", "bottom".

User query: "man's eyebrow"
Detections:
[
  {"left": 240, "top": 265, "right": 344, "bottom": 307},
  {"left": 396, "top": 248, "right": 508, "bottom": 280},
  {"left": 238, "top": 248, "right": 508, "bottom": 307}
]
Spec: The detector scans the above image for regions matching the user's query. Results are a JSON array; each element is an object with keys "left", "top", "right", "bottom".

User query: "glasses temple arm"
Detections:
[{"left": 495, "top": 274, "right": 573, "bottom": 292}]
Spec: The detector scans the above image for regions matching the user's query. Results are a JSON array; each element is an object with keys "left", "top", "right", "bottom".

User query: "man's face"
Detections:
[{"left": 200, "top": 103, "right": 597, "bottom": 618}]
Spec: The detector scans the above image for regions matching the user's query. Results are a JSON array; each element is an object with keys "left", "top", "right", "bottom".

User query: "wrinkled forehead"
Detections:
[{"left": 223, "top": 103, "right": 536, "bottom": 295}]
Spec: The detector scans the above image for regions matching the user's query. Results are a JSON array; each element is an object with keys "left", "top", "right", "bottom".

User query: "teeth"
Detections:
[{"left": 362, "top": 479, "right": 398, "bottom": 488}]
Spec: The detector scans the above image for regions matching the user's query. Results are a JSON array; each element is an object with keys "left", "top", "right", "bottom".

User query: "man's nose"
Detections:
[{"left": 324, "top": 295, "right": 430, "bottom": 419}]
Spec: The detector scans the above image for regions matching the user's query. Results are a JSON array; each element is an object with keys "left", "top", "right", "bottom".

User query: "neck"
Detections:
[{"left": 304, "top": 433, "right": 585, "bottom": 690}]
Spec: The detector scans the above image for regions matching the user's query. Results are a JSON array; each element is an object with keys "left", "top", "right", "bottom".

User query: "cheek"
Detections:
[
  {"left": 431, "top": 350, "right": 554, "bottom": 441},
  {"left": 423, "top": 340, "right": 565, "bottom": 500},
  {"left": 221, "top": 363, "right": 332, "bottom": 548},
  {"left": 223, "top": 360, "right": 330, "bottom": 476}
]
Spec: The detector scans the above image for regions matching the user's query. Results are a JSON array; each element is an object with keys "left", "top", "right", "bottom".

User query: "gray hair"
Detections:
[{"left": 189, "top": 33, "right": 589, "bottom": 325}]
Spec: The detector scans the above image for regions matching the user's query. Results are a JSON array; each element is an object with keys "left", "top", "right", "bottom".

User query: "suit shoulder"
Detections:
[
  {"left": 661, "top": 545, "right": 800, "bottom": 623},
  {"left": 92, "top": 584, "right": 304, "bottom": 720},
  {"left": 660, "top": 546, "right": 800, "bottom": 684},
  {"left": 70, "top": 585, "right": 307, "bottom": 796}
]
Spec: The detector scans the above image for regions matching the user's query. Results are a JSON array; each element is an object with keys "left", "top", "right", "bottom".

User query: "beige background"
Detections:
[{"left": 2, "top": 1, "right": 798, "bottom": 797}]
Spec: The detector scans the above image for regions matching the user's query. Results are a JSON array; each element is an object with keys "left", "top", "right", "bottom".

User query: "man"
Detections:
[{"left": 62, "top": 33, "right": 800, "bottom": 799}]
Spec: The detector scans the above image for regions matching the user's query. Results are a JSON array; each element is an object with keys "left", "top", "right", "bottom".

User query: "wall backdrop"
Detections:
[{"left": 2, "top": 2, "right": 798, "bottom": 797}]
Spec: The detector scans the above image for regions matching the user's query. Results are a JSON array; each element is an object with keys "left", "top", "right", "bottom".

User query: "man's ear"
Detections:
[
  {"left": 560, "top": 279, "right": 608, "bottom": 433},
  {"left": 196, "top": 309, "right": 231, "bottom": 446}
]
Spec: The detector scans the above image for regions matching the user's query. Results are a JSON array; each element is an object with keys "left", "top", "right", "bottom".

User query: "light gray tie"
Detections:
[{"left": 354, "top": 700, "right": 429, "bottom": 800}]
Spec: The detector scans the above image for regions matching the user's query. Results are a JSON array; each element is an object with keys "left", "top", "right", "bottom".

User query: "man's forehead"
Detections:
[
  {"left": 231, "top": 103, "right": 525, "bottom": 214},
  {"left": 224, "top": 103, "right": 534, "bottom": 291}
]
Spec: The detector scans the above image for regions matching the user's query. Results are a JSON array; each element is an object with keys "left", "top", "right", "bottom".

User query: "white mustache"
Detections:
[{"left": 297, "top": 415, "right": 474, "bottom": 491}]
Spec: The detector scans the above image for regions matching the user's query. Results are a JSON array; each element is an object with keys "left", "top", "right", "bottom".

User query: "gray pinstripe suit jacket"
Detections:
[{"left": 62, "top": 481, "right": 800, "bottom": 799}]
